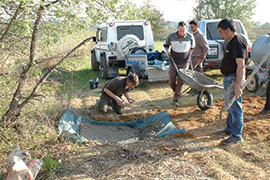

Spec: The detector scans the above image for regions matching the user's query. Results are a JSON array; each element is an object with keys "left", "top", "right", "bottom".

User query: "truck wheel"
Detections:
[
  {"left": 91, "top": 50, "right": 99, "bottom": 71},
  {"left": 197, "top": 91, "right": 213, "bottom": 111},
  {"left": 100, "top": 56, "right": 109, "bottom": 79},
  {"left": 246, "top": 71, "right": 258, "bottom": 92},
  {"left": 131, "top": 47, "right": 147, "bottom": 54}
]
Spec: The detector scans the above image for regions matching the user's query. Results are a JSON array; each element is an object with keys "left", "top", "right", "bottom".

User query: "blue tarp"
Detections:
[{"left": 58, "top": 108, "right": 185, "bottom": 143}]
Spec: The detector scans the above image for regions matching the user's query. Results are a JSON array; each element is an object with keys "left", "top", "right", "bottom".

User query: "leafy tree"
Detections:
[
  {"left": 248, "top": 22, "right": 270, "bottom": 41},
  {"left": 116, "top": 0, "right": 166, "bottom": 41},
  {"left": 193, "top": 0, "right": 256, "bottom": 24},
  {"left": 0, "top": 0, "right": 166, "bottom": 124},
  {"left": 0, "top": 0, "right": 122, "bottom": 124}
]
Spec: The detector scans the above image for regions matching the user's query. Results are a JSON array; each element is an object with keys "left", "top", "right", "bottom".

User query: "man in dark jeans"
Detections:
[
  {"left": 216, "top": 18, "right": 248, "bottom": 145},
  {"left": 97, "top": 73, "right": 139, "bottom": 114},
  {"left": 260, "top": 76, "right": 270, "bottom": 114}
]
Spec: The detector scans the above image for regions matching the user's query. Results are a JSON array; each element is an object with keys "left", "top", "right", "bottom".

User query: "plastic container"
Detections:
[
  {"left": 27, "top": 159, "right": 43, "bottom": 179},
  {"left": 89, "top": 79, "right": 99, "bottom": 89}
]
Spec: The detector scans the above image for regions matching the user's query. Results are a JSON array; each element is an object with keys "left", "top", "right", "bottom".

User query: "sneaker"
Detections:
[
  {"left": 216, "top": 128, "right": 231, "bottom": 135},
  {"left": 172, "top": 101, "right": 180, "bottom": 107},
  {"left": 260, "top": 109, "right": 270, "bottom": 114},
  {"left": 221, "top": 135, "right": 243, "bottom": 146}
]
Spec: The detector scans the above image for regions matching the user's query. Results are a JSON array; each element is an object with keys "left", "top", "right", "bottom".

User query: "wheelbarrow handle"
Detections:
[
  {"left": 170, "top": 57, "right": 182, "bottom": 79},
  {"left": 219, "top": 51, "right": 270, "bottom": 127}
]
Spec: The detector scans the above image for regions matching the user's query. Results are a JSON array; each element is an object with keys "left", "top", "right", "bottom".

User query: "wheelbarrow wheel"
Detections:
[{"left": 197, "top": 91, "right": 213, "bottom": 111}]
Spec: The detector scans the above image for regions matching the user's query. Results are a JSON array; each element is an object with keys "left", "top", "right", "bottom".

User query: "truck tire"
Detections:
[
  {"left": 91, "top": 50, "right": 99, "bottom": 71},
  {"left": 117, "top": 34, "right": 140, "bottom": 59},
  {"left": 246, "top": 71, "right": 259, "bottom": 93},
  {"left": 100, "top": 55, "right": 109, "bottom": 79}
]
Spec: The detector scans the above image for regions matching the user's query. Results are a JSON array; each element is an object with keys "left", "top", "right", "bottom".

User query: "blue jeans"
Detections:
[{"left": 223, "top": 76, "right": 243, "bottom": 138}]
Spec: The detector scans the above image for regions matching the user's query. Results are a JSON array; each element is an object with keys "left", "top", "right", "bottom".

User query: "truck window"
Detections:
[
  {"left": 100, "top": 28, "right": 107, "bottom": 42},
  {"left": 206, "top": 22, "right": 223, "bottom": 40},
  {"left": 206, "top": 21, "right": 245, "bottom": 40},
  {"left": 116, "top": 25, "right": 144, "bottom": 41},
  {"left": 234, "top": 22, "right": 244, "bottom": 34}
]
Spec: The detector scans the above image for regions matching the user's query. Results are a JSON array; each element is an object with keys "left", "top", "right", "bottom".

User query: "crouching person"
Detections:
[{"left": 97, "top": 73, "right": 139, "bottom": 114}]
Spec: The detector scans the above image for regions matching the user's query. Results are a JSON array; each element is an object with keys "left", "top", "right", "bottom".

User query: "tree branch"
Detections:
[
  {"left": 35, "top": 53, "right": 81, "bottom": 65},
  {"left": 1, "top": 0, "right": 61, "bottom": 123},
  {"left": 0, "top": 2, "right": 23, "bottom": 43},
  {"left": 19, "top": 37, "right": 93, "bottom": 108}
]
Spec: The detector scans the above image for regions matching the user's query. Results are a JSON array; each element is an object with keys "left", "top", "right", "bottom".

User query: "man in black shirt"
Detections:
[
  {"left": 97, "top": 73, "right": 139, "bottom": 114},
  {"left": 216, "top": 18, "right": 248, "bottom": 145}
]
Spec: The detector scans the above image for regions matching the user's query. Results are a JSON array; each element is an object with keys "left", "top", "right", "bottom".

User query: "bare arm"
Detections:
[
  {"left": 198, "top": 52, "right": 208, "bottom": 64},
  {"left": 235, "top": 58, "right": 245, "bottom": 98},
  {"left": 189, "top": 49, "right": 193, "bottom": 56},
  {"left": 123, "top": 92, "right": 136, "bottom": 104},
  {"left": 104, "top": 88, "right": 124, "bottom": 106},
  {"left": 165, "top": 47, "right": 171, "bottom": 57}
]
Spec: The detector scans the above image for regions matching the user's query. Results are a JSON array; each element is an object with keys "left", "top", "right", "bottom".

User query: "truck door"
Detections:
[{"left": 95, "top": 27, "right": 108, "bottom": 61}]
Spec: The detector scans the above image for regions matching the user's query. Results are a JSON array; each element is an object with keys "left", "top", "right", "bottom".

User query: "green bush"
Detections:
[{"left": 42, "top": 155, "right": 59, "bottom": 172}]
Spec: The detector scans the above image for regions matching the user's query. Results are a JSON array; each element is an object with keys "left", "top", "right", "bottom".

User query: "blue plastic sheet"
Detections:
[{"left": 58, "top": 108, "right": 185, "bottom": 143}]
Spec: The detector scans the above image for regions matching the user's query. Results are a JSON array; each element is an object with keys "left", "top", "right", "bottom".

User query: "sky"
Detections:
[{"left": 134, "top": 0, "right": 270, "bottom": 23}]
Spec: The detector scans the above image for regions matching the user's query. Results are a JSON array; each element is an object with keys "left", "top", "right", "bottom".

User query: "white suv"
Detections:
[{"left": 91, "top": 20, "right": 155, "bottom": 79}]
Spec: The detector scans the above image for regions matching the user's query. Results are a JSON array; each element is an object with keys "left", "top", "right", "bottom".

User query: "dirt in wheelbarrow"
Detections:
[{"left": 63, "top": 88, "right": 270, "bottom": 180}]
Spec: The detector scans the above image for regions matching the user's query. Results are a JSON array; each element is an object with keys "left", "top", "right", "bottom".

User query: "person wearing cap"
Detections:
[{"left": 97, "top": 73, "right": 139, "bottom": 114}]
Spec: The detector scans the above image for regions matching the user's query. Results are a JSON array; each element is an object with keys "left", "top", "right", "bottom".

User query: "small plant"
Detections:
[{"left": 42, "top": 155, "right": 59, "bottom": 172}]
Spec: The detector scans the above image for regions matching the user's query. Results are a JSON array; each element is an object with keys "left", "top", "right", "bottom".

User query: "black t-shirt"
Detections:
[
  {"left": 101, "top": 77, "right": 132, "bottom": 97},
  {"left": 221, "top": 34, "right": 248, "bottom": 76}
]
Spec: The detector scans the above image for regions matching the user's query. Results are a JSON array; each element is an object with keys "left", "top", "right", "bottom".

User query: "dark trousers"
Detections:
[
  {"left": 169, "top": 62, "right": 189, "bottom": 101},
  {"left": 98, "top": 94, "right": 122, "bottom": 114},
  {"left": 264, "top": 80, "right": 270, "bottom": 110},
  {"left": 191, "top": 56, "right": 203, "bottom": 73}
]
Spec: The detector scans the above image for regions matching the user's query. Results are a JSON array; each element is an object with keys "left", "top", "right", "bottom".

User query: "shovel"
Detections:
[{"left": 219, "top": 51, "right": 270, "bottom": 127}]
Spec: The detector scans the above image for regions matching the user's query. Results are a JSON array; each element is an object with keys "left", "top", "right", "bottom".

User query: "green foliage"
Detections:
[
  {"left": 154, "top": 41, "right": 164, "bottom": 51},
  {"left": 204, "top": 69, "right": 223, "bottom": 83},
  {"left": 248, "top": 22, "right": 270, "bottom": 41},
  {"left": 193, "top": 0, "right": 256, "bottom": 24},
  {"left": 42, "top": 155, "right": 59, "bottom": 172},
  {"left": 115, "top": 0, "right": 166, "bottom": 41}
]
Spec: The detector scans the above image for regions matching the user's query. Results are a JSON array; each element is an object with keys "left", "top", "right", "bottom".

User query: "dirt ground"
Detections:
[{"left": 54, "top": 82, "right": 270, "bottom": 180}]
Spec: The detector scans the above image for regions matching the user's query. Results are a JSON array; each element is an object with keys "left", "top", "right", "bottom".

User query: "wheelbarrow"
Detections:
[{"left": 171, "top": 57, "right": 223, "bottom": 110}]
